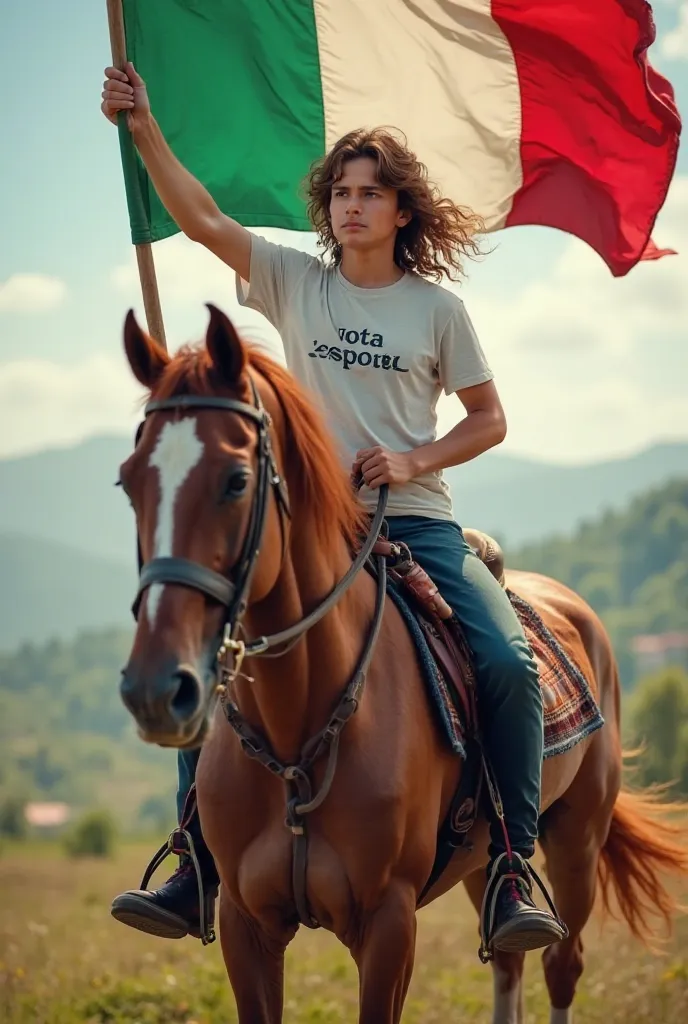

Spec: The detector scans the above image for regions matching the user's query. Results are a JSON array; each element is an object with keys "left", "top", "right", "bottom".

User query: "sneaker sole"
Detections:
[
  {"left": 110, "top": 893, "right": 191, "bottom": 940},
  {"left": 491, "top": 917, "right": 567, "bottom": 953}
]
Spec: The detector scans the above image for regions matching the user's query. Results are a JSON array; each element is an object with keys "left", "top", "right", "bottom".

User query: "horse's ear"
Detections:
[
  {"left": 123, "top": 309, "right": 169, "bottom": 388},
  {"left": 205, "top": 303, "right": 246, "bottom": 385}
]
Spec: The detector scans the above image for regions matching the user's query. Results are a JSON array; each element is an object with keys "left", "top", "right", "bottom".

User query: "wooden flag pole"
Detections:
[{"left": 106, "top": 0, "right": 167, "bottom": 349}]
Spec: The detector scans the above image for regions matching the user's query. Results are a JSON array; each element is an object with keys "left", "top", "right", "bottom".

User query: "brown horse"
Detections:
[{"left": 118, "top": 305, "right": 688, "bottom": 1024}]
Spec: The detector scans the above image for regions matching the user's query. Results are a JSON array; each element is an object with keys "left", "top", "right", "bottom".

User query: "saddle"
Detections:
[
  {"left": 372, "top": 527, "right": 507, "bottom": 896},
  {"left": 373, "top": 525, "right": 505, "bottom": 716},
  {"left": 462, "top": 528, "right": 506, "bottom": 588}
]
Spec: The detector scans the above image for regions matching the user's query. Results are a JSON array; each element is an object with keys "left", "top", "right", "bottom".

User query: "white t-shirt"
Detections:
[{"left": 237, "top": 234, "right": 493, "bottom": 520}]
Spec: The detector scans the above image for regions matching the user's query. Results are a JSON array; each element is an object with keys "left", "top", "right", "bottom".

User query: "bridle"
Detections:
[
  {"left": 132, "top": 380, "right": 289, "bottom": 642},
  {"left": 131, "top": 378, "right": 388, "bottom": 679},
  {"left": 129, "top": 376, "right": 391, "bottom": 938}
]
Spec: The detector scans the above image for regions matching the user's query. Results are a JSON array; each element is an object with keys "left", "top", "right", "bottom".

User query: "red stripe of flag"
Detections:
[{"left": 491, "top": 0, "right": 681, "bottom": 275}]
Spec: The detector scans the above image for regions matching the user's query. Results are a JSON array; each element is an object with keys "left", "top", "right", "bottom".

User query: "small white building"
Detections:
[
  {"left": 631, "top": 632, "right": 688, "bottom": 680},
  {"left": 24, "top": 801, "right": 71, "bottom": 829}
]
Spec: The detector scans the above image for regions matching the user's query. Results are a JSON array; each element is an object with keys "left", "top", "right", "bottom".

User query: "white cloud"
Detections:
[
  {"left": 110, "top": 227, "right": 319, "bottom": 363},
  {"left": 662, "top": 3, "right": 688, "bottom": 58},
  {"left": 0, "top": 353, "right": 143, "bottom": 458},
  {"left": 111, "top": 227, "right": 319, "bottom": 306},
  {"left": 0, "top": 273, "right": 67, "bottom": 313},
  {"left": 470, "top": 177, "right": 688, "bottom": 356},
  {"left": 437, "top": 177, "right": 688, "bottom": 462}
]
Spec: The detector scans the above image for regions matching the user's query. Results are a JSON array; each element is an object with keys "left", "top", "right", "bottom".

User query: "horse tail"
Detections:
[{"left": 597, "top": 782, "right": 688, "bottom": 943}]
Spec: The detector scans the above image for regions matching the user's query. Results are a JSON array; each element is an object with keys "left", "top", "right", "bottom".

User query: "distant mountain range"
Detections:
[
  {"left": 0, "top": 435, "right": 136, "bottom": 565},
  {"left": 1, "top": 434, "right": 686, "bottom": 648},
  {"left": 0, "top": 533, "right": 135, "bottom": 650},
  {"left": 445, "top": 440, "right": 688, "bottom": 548}
]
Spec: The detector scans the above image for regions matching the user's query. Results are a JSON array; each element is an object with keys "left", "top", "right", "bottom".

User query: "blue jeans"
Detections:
[{"left": 177, "top": 515, "right": 543, "bottom": 860}]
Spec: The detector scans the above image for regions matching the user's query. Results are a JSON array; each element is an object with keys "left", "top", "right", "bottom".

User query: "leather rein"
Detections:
[{"left": 132, "top": 380, "right": 389, "bottom": 931}]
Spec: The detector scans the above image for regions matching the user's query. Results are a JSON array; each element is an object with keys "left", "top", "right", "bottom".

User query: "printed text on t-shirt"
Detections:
[{"left": 308, "top": 326, "right": 409, "bottom": 372}]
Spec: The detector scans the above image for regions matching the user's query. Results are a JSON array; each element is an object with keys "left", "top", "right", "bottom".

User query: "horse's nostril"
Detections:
[{"left": 168, "top": 665, "right": 203, "bottom": 723}]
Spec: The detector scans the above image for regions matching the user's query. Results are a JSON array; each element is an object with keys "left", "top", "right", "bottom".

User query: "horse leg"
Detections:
[
  {"left": 539, "top": 821, "right": 606, "bottom": 1023},
  {"left": 351, "top": 882, "right": 417, "bottom": 1024},
  {"left": 218, "top": 896, "right": 292, "bottom": 1024},
  {"left": 539, "top": 719, "right": 620, "bottom": 1024},
  {"left": 464, "top": 869, "right": 526, "bottom": 1024}
]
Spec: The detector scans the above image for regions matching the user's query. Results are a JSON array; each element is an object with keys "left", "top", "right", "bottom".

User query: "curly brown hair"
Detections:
[{"left": 304, "top": 127, "right": 486, "bottom": 282}]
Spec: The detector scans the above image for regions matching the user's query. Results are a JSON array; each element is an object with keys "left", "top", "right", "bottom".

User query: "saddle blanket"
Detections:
[{"left": 386, "top": 580, "right": 605, "bottom": 760}]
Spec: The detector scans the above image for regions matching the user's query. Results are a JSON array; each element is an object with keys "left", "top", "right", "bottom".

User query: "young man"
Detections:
[{"left": 102, "top": 63, "right": 565, "bottom": 955}]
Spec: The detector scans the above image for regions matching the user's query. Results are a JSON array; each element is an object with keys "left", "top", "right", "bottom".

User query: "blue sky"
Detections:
[{"left": 1, "top": 0, "right": 687, "bottom": 463}]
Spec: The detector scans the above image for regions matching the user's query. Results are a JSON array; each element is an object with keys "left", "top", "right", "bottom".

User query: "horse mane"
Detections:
[{"left": 149, "top": 341, "right": 368, "bottom": 550}]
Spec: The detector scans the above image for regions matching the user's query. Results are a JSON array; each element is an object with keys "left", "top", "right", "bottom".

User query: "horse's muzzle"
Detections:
[{"left": 120, "top": 660, "right": 208, "bottom": 746}]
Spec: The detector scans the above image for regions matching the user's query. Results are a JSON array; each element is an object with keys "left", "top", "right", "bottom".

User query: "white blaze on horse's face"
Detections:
[{"left": 146, "top": 418, "right": 204, "bottom": 626}]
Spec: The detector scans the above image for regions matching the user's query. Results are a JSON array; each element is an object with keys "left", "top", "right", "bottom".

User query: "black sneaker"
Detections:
[
  {"left": 480, "top": 853, "right": 567, "bottom": 959},
  {"left": 111, "top": 857, "right": 218, "bottom": 941}
]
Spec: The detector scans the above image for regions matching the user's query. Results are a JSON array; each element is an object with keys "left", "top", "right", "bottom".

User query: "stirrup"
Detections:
[
  {"left": 141, "top": 827, "right": 216, "bottom": 946},
  {"left": 478, "top": 852, "right": 567, "bottom": 963}
]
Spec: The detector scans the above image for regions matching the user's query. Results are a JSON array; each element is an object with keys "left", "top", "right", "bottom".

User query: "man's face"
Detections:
[{"left": 329, "top": 156, "right": 410, "bottom": 254}]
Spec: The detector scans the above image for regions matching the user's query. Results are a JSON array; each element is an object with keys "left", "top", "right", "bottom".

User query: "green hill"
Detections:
[
  {"left": 0, "top": 628, "right": 175, "bottom": 830},
  {"left": 447, "top": 441, "right": 688, "bottom": 547},
  {"left": 508, "top": 478, "right": 688, "bottom": 685}
]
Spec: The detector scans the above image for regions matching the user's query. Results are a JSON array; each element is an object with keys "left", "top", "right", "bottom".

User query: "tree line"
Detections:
[{"left": 508, "top": 478, "right": 688, "bottom": 686}]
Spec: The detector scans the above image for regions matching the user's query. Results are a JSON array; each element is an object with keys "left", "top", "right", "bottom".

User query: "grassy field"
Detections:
[{"left": 1, "top": 840, "right": 687, "bottom": 1023}]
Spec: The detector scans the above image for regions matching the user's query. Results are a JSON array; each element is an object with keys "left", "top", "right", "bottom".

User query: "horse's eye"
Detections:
[{"left": 223, "top": 467, "right": 251, "bottom": 500}]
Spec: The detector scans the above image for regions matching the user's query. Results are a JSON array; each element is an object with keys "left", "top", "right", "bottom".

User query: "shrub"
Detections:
[
  {"left": 64, "top": 809, "right": 117, "bottom": 858},
  {"left": 0, "top": 796, "right": 27, "bottom": 839}
]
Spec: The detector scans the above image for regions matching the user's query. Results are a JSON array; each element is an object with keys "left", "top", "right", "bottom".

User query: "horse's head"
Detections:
[{"left": 118, "top": 305, "right": 289, "bottom": 748}]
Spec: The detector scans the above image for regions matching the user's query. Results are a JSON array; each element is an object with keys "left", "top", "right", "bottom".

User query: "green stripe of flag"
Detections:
[{"left": 120, "top": 0, "right": 326, "bottom": 244}]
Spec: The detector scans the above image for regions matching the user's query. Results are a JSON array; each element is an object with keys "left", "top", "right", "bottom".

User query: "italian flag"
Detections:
[{"left": 119, "top": 0, "right": 680, "bottom": 276}]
